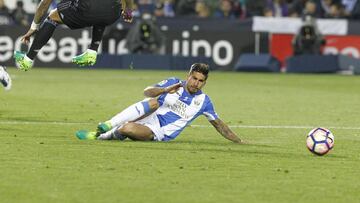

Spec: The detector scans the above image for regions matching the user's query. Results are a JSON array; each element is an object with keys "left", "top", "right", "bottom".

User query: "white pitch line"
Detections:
[
  {"left": 0, "top": 121, "right": 89, "bottom": 125},
  {"left": 0, "top": 120, "right": 359, "bottom": 130},
  {"left": 191, "top": 124, "right": 360, "bottom": 130}
]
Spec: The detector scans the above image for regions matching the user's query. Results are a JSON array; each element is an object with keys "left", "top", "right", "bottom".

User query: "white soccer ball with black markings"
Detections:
[{"left": 306, "top": 127, "right": 334, "bottom": 156}]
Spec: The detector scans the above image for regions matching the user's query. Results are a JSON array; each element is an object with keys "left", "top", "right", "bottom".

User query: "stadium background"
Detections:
[{"left": 2, "top": 0, "right": 360, "bottom": 72}]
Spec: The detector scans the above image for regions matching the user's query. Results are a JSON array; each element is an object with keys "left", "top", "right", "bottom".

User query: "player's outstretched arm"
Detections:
[
  {"left": 21, "top": 0, "right": 52, "bottom": 44},
  {"left": 144, "top": 82, "right": 182, "bottom": 98},
  {"left": 210, "top": 119, "right": 243, "bottom": 144}
]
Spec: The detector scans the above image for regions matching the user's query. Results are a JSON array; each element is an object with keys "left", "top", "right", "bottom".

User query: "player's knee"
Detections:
[
  {"left": 48, "top": 9, "right": 63, "bottom": 24},
  {"left": 119, "top": 123, "right": 136, "bottom": 135}
]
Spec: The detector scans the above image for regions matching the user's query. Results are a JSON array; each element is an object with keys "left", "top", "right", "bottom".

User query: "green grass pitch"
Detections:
[{"left": 1, "top": 68, "right": 360, "bottom": 203}]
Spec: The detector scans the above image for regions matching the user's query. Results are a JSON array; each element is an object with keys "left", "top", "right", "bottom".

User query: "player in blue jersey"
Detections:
[
  {"left": 14, "top": 0, "right": 133, "bottom": 71},
  {"left": 76, "top": 63, "right": 242, "bottom": 143}
]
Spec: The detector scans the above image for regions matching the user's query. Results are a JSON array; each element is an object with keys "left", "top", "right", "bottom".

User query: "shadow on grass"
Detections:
[
  {"left": 122, "top": 143, "right": 348, "bottom": 159},
  {"left": 173, "top": 140, "right": 278, "bottom": 148},
  {"left": 68, "top": 135, "right": 349, "bottom": 159},
  {"left": 73, "top": 139, "right": 319, "bottom": 159}
]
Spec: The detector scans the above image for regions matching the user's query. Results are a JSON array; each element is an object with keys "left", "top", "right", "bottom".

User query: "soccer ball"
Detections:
[{"left": 306, "top": 127, "right": 334, "bottom": 156}]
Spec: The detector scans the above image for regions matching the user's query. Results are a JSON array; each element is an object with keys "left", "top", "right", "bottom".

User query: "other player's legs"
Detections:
[
  {"left": 72, "top": 25, "right": 105, "bottom": 66},
  {"left": 14, "top": 9, "right": 63, "bottom": 71},
  {"left": 0, "top": 66, "right": 12, "bottom": 90}
]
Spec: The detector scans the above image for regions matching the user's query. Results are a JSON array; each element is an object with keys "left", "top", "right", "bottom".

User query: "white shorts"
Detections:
[{"left": 135, "top": 112, "right": 165, "bottom": 141}]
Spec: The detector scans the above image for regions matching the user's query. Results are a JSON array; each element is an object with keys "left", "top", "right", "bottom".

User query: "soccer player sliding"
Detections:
[
  {"left": 76, "top": 63, "right": 244, "bottom": 143},
  {"left": 14, "top": 0, "right": 134, "bottom": 71}
]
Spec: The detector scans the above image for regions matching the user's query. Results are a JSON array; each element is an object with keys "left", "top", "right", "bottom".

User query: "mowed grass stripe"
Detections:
[{"left": 1, "top": 68, "right": 360, "bottom": 203}]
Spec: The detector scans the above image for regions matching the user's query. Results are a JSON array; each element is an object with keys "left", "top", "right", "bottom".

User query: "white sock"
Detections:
[
  {"left": 86, "top": 49, "right": 97, "bottom": 54},
  {"left": 24, "top": 54, "right": 33, "bottom": 62},
  {"left": 98, "top": 127, "right": 118, "bottom": 140},
  {"left": 97, "top": 126, "right": 126, "bottom": 140},
  {"left": 108, "top": 100, "right": 151, "bottom": 127}
]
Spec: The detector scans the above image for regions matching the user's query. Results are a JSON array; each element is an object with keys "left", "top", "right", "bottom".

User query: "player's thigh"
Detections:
[
  {"left": 119, "top": 122, "right": 154, "bottom": 141},
  {"left": 56, "top": 1, "right": 90, "bottom": 29},
  {"left": 48, "top": 9, "right": 64, "bottom": 24}
]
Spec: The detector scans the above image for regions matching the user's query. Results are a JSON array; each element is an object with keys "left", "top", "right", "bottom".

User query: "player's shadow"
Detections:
[
  {"left": 75, "top": 139, "right": 347, "bottom": 159},
  {"left": 173, "top": 140, "right": 276, "bottom": 148},
  {"left": 96, "top": 140, "right": 310, "bottom": 158},
  {"left": 132, "top": 144, "right": 346, "bottom": 159}
]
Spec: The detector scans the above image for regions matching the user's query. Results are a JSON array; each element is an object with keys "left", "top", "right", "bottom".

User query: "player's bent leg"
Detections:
[
  {"left": 72, "top": 26, "right": 98, "bottom": 67},
  {"left": 15, "top": 10, "right": 62, "bottom": 71},
  {"left": 14, "top": 51, "right": 33, "bottom": 71},
  {"left": 119, "top": 122, "right": 154, "bottom": 141},
  {"left": 99, "top": 98, "right": 160, "bottom": 134},
  {"left": 134, "top": 98, "right": 160, "bottom": 121},
  {"left": 73, "top": 25, "right": 105, "bottom": 67}
]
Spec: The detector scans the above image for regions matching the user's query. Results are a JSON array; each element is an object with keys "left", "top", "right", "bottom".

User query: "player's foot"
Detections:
[
  {"left": 0, "top": 66, "right": 12, "bottom": 90},
  {"left": 97, "top": 128, "right": 127, "bottom": 141},
  {"left": 14, "top": 51, "right": 33, "bottom": 71},
  {"left": 97, "top": 121, "right": 112, "bottom": 134},
  {"left": 75, "top": 130, "right": 98, "bottom": 140},
  {"left": 72, "top": 49, "right": 97, "bottom": 66}
]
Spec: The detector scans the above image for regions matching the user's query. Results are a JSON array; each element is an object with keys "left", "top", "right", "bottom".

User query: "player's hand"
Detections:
[
  {"left": 21, "top": 29, "right": 36, "bottom": 45},
  {"left": 164, "top": 82, "right": 182, "bottom": 94},
  {"left": 122, "top": 8, "right": 133, "bottom": 23}
]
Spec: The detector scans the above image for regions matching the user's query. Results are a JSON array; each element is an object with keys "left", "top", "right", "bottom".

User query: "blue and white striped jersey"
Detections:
[{"left": 155, "top": 77, "right": 219, "bottom": 141}]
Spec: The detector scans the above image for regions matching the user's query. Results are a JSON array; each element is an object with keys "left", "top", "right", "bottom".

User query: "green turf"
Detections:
[{"left": 1, "top": 68, "right": 360, "bottom": 203}]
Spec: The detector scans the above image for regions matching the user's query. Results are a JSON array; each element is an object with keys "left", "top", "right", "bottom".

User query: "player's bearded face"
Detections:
[{"left": 186, "top": 72, "right": 206, "bottom": 94}]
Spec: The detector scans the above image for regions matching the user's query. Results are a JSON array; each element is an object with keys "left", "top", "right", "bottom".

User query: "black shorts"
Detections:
[
  {"left": 57, "top": 0, "right": 89, "bottom": 29},
  {"left": 57, "top": 0, "right": 121, "bottom": 29}
]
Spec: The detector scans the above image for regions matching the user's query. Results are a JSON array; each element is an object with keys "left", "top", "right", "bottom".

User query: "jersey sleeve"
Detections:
[
  {"left": 156, "top": 77, "right": 180, "bottom": 106},
  {"left": 155, "top": 77, "right": 180, "bottom": 88},
  {"left": 202, "top": 96, "right": 219, "bottom": 121}
]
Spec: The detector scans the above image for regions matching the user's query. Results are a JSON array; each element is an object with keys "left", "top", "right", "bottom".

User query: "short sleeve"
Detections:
[
  {"left": 202, "top": 96, "right": 219, "bottom": 121},
  {"left": 155, "top": 77, "right": 180, "bottom": 88}
]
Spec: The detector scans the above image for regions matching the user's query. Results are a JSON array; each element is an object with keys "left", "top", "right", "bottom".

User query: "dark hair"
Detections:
[{"left": 189, "top": 63, "right": 209, "bottom": 80}]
